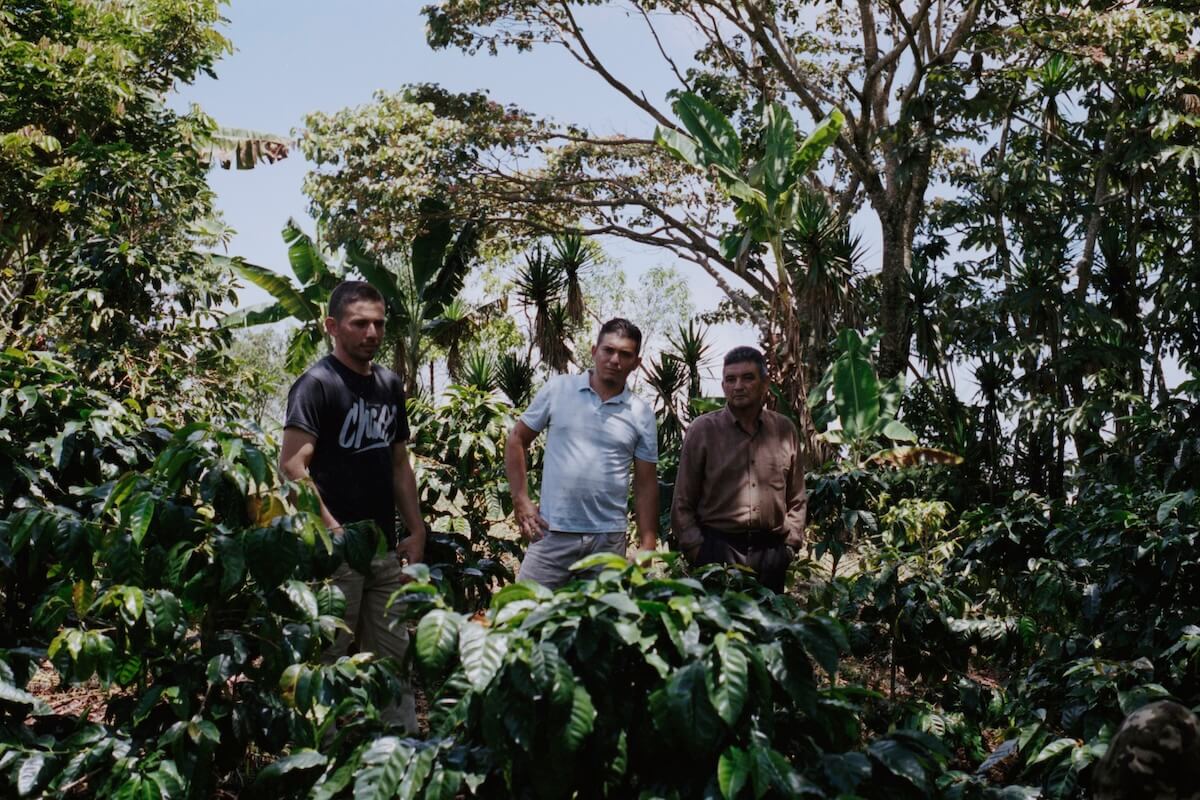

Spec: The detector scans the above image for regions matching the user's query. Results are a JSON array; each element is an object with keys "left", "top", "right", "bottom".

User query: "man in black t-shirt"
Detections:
[{"left": 281, "top": 280, "right": 426, "bottom": 733}]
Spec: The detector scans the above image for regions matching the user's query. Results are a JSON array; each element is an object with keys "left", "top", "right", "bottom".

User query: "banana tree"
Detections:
[
  {"left": 809, "top": 329, "right": 962, "bottom": 468},
  {"left": 219, "top": 219, "right": 343, "bottom": 373},
  {"left": 346, "top": 200, "right": 482, "bottom": 394},
  {"left": 199, "top": 126, "right": 291, "bottom": 170},
  {"left": 655, "top": 93, "right": 844, "bottom": 426}
]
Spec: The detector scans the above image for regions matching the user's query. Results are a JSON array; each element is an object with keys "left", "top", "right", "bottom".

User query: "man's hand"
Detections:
[
  {"left": 514, "top": 496, "right": 550, "bottom": 542},
  {"left": 396, "top": 534, "right": 425, "bottom": 565}
]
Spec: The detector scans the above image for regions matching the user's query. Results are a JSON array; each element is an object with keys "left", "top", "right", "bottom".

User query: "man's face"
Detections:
[
  {"left": 722, "top": 360, "right": 769, "bottom": 412},
  {"left": 325, "top": 299, "right": 386, "bottom": 364},
  {"left": 591, "top": 333, "right": 641, "bottom": 386}
]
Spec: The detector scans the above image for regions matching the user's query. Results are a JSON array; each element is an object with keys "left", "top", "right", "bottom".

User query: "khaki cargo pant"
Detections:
[
  {"left": 323, "top": 553, "right": 418, "bottom": 734},
  {"left": 517, "top": 531, "right": 627, "bottom": 590}
]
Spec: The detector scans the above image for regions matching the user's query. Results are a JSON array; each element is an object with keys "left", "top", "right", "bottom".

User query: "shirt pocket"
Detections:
[{"left": 765, "top": 455, "right": 788, "bottom": 491}]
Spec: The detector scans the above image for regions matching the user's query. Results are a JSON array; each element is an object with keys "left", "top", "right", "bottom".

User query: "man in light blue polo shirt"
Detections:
[{"left": 505, "top": 318, "right": 659, "bottom": 588}]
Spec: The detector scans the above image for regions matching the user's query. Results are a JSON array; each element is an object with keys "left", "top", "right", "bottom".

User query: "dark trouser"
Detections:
[{"left": 696, "top": 527, "right": 792, "bottom": 593}]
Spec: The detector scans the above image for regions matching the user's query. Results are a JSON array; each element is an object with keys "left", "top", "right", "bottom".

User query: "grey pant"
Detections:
[
  {"left": 517, "top": 531, "right": 627, "bottom": 590},
  {"left": 323, "top": 553, "right": 418, "bottom": 734}
]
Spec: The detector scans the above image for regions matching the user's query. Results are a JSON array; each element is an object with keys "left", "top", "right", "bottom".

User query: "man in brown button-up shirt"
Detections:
[{"left": 671, "top": 346, "right": 806, "bottom": 592}]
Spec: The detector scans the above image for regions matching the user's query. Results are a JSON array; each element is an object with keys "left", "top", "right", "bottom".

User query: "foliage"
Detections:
[
  {"left": 221, "top": 219, "right": 343, "bottom": 374},
  {"left": 407, "top": 386, "right": 522, "bottom": 612},
  {"left": 381, "top": 554, "right": 984, "bottom": 799},
  {"left": 0, "top": 412, "right": 404, "bottom": 798},
  {"left": 0, "top": 0, "right": 237, "bottom": 410}
]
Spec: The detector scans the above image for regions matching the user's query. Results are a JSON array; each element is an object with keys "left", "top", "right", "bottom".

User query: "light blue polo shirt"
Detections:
[{"left": 521, "top": 372, "right": 658, "bottom": 533}]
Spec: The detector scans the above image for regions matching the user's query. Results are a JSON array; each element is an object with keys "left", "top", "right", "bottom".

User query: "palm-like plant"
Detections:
[
  {"left": 666, "top": 320, "right": 713, "bottom": 403},
  {"left": 346, "top": 200, "right": 482, "bottom": 394},
  {"left": 644, "top": 353, "right": 688, "bottom": 451},
  {"left": 549, "top": 231, "right": 595, "bottom": 325},
  {"left": 514, "top": 244, "right": 567, "bottom": 370},
  {"left": 496, "top": 352, "right": 535, "bottom": 408},
  {"left": 424, "top": 296, "right": 509, "bottom": 382},
  {"left": 220, "top": 219, "right": 343, "bottom": 373},
  {"left": 460, "top": 350, "right": 498, "bottom": 393}
]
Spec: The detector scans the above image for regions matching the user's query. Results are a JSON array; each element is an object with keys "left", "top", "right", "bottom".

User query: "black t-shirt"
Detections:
[{"left": 285, "top": 355, "right": 410, "bottom": 546}]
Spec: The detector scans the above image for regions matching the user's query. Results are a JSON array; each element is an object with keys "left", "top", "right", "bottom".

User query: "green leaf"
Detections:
[
  {"left": 222, "top": 256, "right": 318, "bottom": 322},
  {"left": 530, "top": 642, "right": 575, "bottom": 707},
  {"left": 253, "top": 749, "right": 327, "bottom": 794},
  {"left": 598, "top": 592, "right": 641, "bottom": 617},
  {"left": 713, "top": 635, "right": 750, "bottom": 726},
  {"left": 832, "top": 346, "right": 880, "bottom": 442},
  {"left": 654, "top": 126, "right": 701, "bottom": 167},
  {"left": 353, "top": 737, "right": 413, "bottom": 800},
  {"left": 423, "top": 765, "right": 464, "bottom": 800},
  {"left": 283, "top": 580, "right": 320, "bottom": 620},
  {"left": 410, "top": 199, "right": 455, "bottom": 296},
  {"left": 0, "top": 681, "right": 49, "bottom": 715},
  {"left": 126, "top": 492, "right": 155, "bottom": 546},
  {"left": 17, "top": 752, "right": 47, "bottom": 795},
  {"left": 564, "top": 685, "right": 596, "bottom": 752},
  {"left": 882, "top": 419, "right": 918, "bottom": 443},
  {"left": 653, "top": 661, "right": 722, "bottom": 753},
  {"left": 673, "top": 93, "right": 742, "bottom": 171},
  {"left": 868, "top": 738, "right": 927, "bottom": 792},
  {"left": 282, "top": 218, "right": 328, "bottom": 285},
  {"left": 144, "top": 590, "right": 185, "bottom": 646},
  {"left": 790, "top": 108, "right": 844, "bottom": 181},
  {"left": 458, "top": 624, "right": 507, "bottom": 690},
  {"left": 568, "top": 552, "right": 628, "bottom": 574},
  {"left": 718, "top": 746, "right": 750, "bottom": 799},
  {"left": 1029, "top": 737, "right": 1078, "bottom": 766},
  {"left": 762, "top": 103, "right": 797, "bottom": 193},
  {"left": 415, "top": 608, "right": 462, "bottom": 673},
  {"left": 221, "top": 301, "right": 289, "bottom": 329},
  {"left": 820, "top": 752, "right": 872, "bottom": 794}
]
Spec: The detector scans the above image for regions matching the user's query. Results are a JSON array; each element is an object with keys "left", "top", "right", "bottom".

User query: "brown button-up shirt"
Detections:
[{"left": 671, "top": 405, "right": 806, "bottom": 552}]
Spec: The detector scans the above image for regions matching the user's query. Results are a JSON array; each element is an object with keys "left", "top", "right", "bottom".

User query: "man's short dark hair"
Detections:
[
  {"left": 724, "top": 346, "right": 768, "bottom": 379},
  {"left": 328, "top": 281, "right": 385, "bottom": 320},
  {"left": 597, "top": 318, "right": 643, "bottom": 354}
]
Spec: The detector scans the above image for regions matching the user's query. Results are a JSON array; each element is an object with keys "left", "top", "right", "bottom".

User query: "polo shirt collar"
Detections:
[{"left": 579, "top": 370, "right": 631, "bottom": 405}]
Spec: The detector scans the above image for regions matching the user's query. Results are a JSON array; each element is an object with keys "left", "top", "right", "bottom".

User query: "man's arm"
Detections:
[
  {"left": 279, "top": 428, "right": 341, "bottom": 532},
  {"left": 783, "top": 427, "right": 807, "bottom": 552},
  {"left": 393, "top": 441, "right": 426, "bottom": 564},
  {"left": 633, "top": 458, "right": 659, "bottom": 552},
  {"left": 505, "top": 420, "right": 549, "bottom": 542},
  {"left": 670, "top": 425, "right": 705, "bottom": 563}
]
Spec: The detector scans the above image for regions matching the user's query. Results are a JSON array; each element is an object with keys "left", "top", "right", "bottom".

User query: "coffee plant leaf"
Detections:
[
  {"left": 712, "top": 635, "right": 750, "bottom": 726},
  {"left": 415, "top": 608, "right": 463, "bottom": 674},
  {"left": 717, "top": 745, "right": 750, "bottom": 799},
  {"left": 459, "top": 624, "right": 508, "bottom": 690},
  {"left": 564, "top": 685, "right": 596, "bottom": 752}
]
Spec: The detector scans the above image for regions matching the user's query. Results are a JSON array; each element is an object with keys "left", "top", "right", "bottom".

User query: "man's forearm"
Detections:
[
  {"left": 635, "top": 498, "right": 658, "bottom": 550},
  {"left": 504, "top": 435, "right": 531, "bottom": 504},
  {"left": 633, "top": 462, "right": 659, "bottom": 550},
  {"left": 280, "top": 462, "right": 341, "bottom": 532},
  {"left": 394, "top": 457, "right": 425, "bottom": 562}
]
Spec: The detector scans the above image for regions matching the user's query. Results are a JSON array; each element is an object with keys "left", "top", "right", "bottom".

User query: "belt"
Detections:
[{"left": 701, "top": 526, "right": 784, "bottom": 550}]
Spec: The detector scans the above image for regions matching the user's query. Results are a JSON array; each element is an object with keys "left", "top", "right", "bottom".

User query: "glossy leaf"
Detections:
[{"left": 673, "top": 93, "right": 741, "bottom": 172}]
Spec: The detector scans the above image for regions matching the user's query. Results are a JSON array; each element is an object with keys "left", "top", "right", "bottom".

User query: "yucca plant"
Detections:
[
  {"left": 643, "top": 352, "right": 688, "bottom": 452},
  {"left": 496, "top": 352, "right": 536, "bottom": 408},
  {"left": 425, "top": 295, "right": 508, "bottom": 382},
  {"left": 666, "top": 320, "right": 713, "bottom": 403},
  {"left": 460, "top": 350, "right": 498, "bottom": 393},
  {"left": 549, "top": 231, "right": 596, "bottom": 325},
  {"left": 515, "top": 244, "right": 568, "bottom": 371}
]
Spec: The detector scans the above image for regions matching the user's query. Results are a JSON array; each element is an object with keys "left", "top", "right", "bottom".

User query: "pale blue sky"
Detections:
[{"left": 172, "top": 1, "right": 744, "bottom": 329}]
